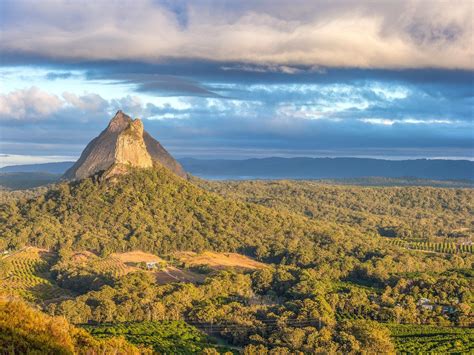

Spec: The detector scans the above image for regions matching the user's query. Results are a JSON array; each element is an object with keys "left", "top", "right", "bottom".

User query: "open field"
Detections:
[
  {"left": 110, "top": 250, "right": 166, "bottom": 264},
  {"left": 77, "top": 250, "right": 256, "bottom": 284},
  {"left": 175, "top": 251, "right": 267, "bottom": 271},
  {"left": 0, "top": 247, "right": 269, "bottom": 302}
]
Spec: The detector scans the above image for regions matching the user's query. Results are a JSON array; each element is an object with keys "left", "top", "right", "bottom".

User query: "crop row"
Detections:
[{"left": 388, "top": 239, "right": 473, "bottom": 254}]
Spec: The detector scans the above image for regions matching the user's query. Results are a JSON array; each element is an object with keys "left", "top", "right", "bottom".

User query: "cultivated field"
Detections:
[{"left": 0, "top": 247, "right": 70, "bottom": 302}]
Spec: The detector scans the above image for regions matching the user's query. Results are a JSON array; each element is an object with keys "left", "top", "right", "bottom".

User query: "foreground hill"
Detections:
[
  {"left": 1, "top": 166, "right": 473, "bottom": 353},
  {"left": 1, "top": 166, "right": 369, "bottom": 266},
  {"left": 0, "top": 299, "right": 146, "bottom": 354}
]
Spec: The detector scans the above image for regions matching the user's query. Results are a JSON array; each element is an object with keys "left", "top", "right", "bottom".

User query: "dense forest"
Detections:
[
  {"left": 196, "top": 178, "right": 473, "bottom": 242},
  {"left": 0, "top": 166, "right": 473, "bottom": 353}
]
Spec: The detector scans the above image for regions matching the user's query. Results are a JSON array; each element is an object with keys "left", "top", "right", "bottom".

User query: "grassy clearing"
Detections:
[{"left": 175, "top": 251, "right": 267, "bottom": 271}]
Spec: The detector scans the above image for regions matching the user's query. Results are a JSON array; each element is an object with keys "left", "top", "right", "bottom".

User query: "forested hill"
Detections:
[
  {"left": 0, "top": 166, "right": 378, "bottom": 267},
  {"left": 2, "top": 165, "right": 473, "bottom": 353}
]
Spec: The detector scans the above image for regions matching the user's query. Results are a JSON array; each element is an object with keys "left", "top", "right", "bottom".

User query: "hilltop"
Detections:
[{"left": 63, "top": 111, "right": 186, "bottom": 180}]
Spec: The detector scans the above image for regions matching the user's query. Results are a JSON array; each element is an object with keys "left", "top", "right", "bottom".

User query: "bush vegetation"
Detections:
[{"left": 0, "top": 167, "right": 472, "bottom": 353}]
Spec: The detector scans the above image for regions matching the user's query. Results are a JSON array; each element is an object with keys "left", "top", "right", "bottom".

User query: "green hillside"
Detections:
[
  {"left": 196, "top": 178, "right": 473, "bottom": 242},
  {"left": 0, "top": 299, "right": 148, "bottom": 354},
  {"left": 0, "top": 247, "right": 71, "bottom": 302},
  {"left": 0, "top": 166, "right": 381, "bottom": 266},
  {"left": 1, "top": 167, "right": 473, "bottom": 353}
]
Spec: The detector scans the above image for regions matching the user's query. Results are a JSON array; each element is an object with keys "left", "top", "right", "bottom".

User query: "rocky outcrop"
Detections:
[
  {"left": 63, "top": 111, "right": 187, "bottom": 180},
  {"left": 114, "top": 119, "right": 153, "bottom": 168}
]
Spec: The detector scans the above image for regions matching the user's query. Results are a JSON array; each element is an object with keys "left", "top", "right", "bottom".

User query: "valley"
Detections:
[
  {"left": 0, "top": 113, "right": 472, "bottom": 354},
  {"left": 1, "top": 166, "right": 472, "bottom": 353}
]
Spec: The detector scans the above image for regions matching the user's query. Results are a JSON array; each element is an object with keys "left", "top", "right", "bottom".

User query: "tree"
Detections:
[{"left": 338, "top": 320, "right": 395, "bottom": 354}]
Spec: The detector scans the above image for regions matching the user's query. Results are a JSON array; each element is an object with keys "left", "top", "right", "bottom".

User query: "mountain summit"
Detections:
[{"left": 63, "top": 111, "right": 186, "bottom": 180}]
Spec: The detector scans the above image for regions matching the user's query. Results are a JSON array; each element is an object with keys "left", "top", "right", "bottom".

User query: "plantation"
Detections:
[
  {"left": 388, "top": 239, "right": 474, "bottom": 254},
  {"left": 0, "top": 247, "right": 69, "bottom": 302},
  {"left": 83, "top": 321, "right": 227, "bottom": 354},
  {"left": 388, "top": 324, "right": 474, "bottom": 353}
]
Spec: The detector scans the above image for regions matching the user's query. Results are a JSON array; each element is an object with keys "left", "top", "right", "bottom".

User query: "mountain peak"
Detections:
[
  {"left": 107, "top": 110, "right": 133, "bottom": 132},
  {"left": 63, "top": 111, "right": 186, "bottom": 180}
]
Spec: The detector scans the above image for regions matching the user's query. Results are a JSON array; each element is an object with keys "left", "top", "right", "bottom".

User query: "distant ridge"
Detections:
[
  {"left": 180, "top": 157, "right": 474, "bottom": 181},
  {"left": 2, "top": 157, "right": 473, "bottom": 181},
  {"left": 0, "top": 162, "right": 74, "bottom": 174}
]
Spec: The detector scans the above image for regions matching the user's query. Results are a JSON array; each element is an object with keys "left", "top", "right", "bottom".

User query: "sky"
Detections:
[{"left": 0, "top": 0, "right": 473, "bottom": 166}]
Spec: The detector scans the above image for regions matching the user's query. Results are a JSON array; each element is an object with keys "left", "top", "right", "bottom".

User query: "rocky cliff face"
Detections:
[{"left": 63, "top": 111, "right": 187, "bottom": 180}]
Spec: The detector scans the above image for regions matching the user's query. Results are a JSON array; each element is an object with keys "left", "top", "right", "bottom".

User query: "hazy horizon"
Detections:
[{"left": 2, "top": 151, "right": 474, "bottom": 169}]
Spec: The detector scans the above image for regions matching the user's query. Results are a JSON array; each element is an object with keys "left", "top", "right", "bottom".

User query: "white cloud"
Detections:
[
  {"left": 0, "top": 87, "right": 63, "bottom": 120},
  {"left": 0, "top": 154, "right": 76, "bottom": 168},
  {"left": 62, "top": 92, "right": 108, "bottom": 112},
  {"left": 0, "top": 88, "right": 194, "bottom": 121},
  {"left": 0, "top": 87, "right": 110, "bottom": 120},
  {"left": 0, "top": 0, "right": 472, "bottom": 69},
  {"left": 359, "top": 118, "right": 457, "bottom": 126}
]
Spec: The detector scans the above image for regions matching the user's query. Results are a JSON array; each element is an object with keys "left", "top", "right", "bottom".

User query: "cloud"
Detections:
[
  {"left": 1, "top": 0, "right": 472, "bottom": 69},
  {"left": 0, "top": 76, "right": 472, "bottom": 160},
  {"left": 221, "top": 64, "right": 325, "bottom": 74},
  {"left": 0, "top": 154, "right": 76, "bottom": 168},
  {"left": 62, "top": 92, "right": 108, "bottom": 112},
  {"left": 359, "top": 118, "right": 458, "bottom": 126},
  {"left": 0, "top": 87, "right": 111, "bottom": 121},
  {"left": 45, "top": 71, "right": 74, "bottom": 80},
  {"left": 0, "top": 87, "right": 63, "bottom": 120}
]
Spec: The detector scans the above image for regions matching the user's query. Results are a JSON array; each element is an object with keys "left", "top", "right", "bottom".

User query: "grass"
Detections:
[{"left": 175, "top": 251, "right": 267, "bottom": 271}]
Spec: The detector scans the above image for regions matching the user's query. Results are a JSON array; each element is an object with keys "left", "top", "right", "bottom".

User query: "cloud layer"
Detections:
[
  {"left": 0, "top": 1, "right": 472, "bottom": 163},
  {"left": 1, "top": 76, "right": 472, "bottom": 160},
  {"left": 1, "top": 0, "right": 472, "bottom": 69}
]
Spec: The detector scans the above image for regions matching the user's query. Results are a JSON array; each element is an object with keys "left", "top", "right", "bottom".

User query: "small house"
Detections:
[
  {"left": 146, "top": 261, "right": 158, "bottom": 270},
  {"left": 417, "top": 298, "right": 434, "bottom": 311}
]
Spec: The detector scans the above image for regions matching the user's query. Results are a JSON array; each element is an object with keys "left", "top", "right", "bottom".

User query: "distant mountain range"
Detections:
[
  {"left": 1, "top": 157, "right": 473, "bottom": 182},
  {"left": 179, "top": 157, "right": 474, "bottom": 181},
  {"left": 0, "top": 162, "right": 74, "bottom": 174}
]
